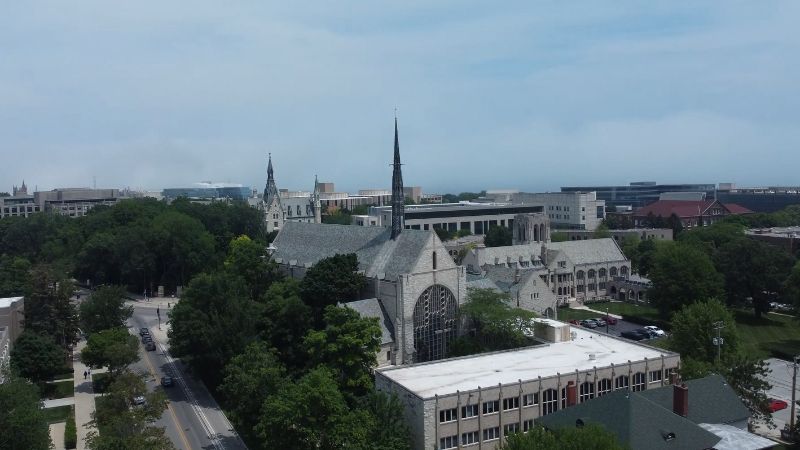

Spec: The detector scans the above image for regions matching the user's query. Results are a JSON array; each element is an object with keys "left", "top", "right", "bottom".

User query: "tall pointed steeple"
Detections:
[
  {"left": 264, "top": 153, "right": 279, "bottom": 203},
  {"left": 313, "top": 175, "right": 321, "bottom": 223},
  {"left": 391, "top": 118, "right": 405, "bottom": 240}
]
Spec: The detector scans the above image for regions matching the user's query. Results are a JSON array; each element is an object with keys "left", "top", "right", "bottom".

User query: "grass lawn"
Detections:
[
  {"left": 40, "top": 380, "right": 74, "bottom": 400},
  {"left": 554, "top": 308, "right": 597, "bottom": 322},
  {"left": 733, "top": 309, "right": 800, "bottom": 360},
  {"left": 602, "top": 302, "right": 660, "bottom": 318},
  {"left": 51, "top": 372, "right": 74, "bottom": 381},
  {"left": 41, "top": 405, "right": 73, "bottom": 423},
  {"left": 92, "top": 372, "right": 111, "bottom": 394}
]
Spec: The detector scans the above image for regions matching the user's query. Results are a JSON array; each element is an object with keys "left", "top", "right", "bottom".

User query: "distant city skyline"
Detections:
[{"left": 2, "top": 2, "right": 798, "bottom": 194}]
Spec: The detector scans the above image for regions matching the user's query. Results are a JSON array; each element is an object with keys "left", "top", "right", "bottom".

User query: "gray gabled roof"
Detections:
[
  {"left": 546, "top": 238, "right": 627, "bottom": 266},
  {"left": 535, "top": 389, "right": 721, "bottom": 450},
  {"left": 482, "top": 265, "right": 545, "bottom": 294},
  {"left": 638, "top": 375, "right": 751, "bottom": 426},
  {"left": 271, "top": 222, "right": 433, "bottom": 280},
  {"left": 341, "top": 298, "right": 395, "bottom": 345},
  {"left": 465, "top": 277, "right": 503, "bottom": 293},
  {"left": 480, "top": 244, "right": 544, "bottom": 265}
]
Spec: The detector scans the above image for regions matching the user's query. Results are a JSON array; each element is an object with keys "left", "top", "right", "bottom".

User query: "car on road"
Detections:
[
  {"left": 145, "top": 341, "right": 156, "bottom": 351},
  {"left": 620, "top": 330, "right": 646, "bottom": 341},
  {"left": 604, "top": 315, "right": 618, "bottom": 325},
  {"left": 579, "top": 320, "right": 597, "bottom": 329},
  {"left": 590, "top": 318, "right": 607, "bottom": 327},
  {"left": 161, "top": 376, "right": 174, "bottom": 388},
  {"left": 139, "top": 327, "right": 149, "bottom": 336},
  {"left": 768, "top": 399, "right": 788, "bottom": 412},
  {"left": 133, "top": 395, "right": 146, "bottom": 405},
  {"left": 141, "top": 335, "right": 153, "bottom": 344},
  {"left": 643, "top": 326, "right": 666, "bottom": 336}
]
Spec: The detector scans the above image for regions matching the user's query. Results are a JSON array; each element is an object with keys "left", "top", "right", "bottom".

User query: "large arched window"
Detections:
[
  {"left": 576, "top": 270, "right": 585, "bottom": 279},
  {"left": 615, "top": 375, "right": 629, "bottom": 390},
  {"left": 588, "top": 269, "right": 596, "bottom": 279},
  {"left": 610, "top": 266, "right": 618, "bottom": 277},
  {"left": 597, "top": 379, "right": 612, "bottom": 397},
  {"left": 620, "top": 266, "right": 629, "bottom": 277},
  {"left": 599, "top": 268, "right": 607, "bottom": 278},
  {"left": 413, "top": 285, "right": 458, "bottom": 362},
  {"left": 579, "top": 382, "right": 594, "bottom": 402}
]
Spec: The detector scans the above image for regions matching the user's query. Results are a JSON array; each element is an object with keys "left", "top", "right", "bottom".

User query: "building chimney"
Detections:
[
  {"left": 673, "top": 383, "right": 688, "bottom": 417},
  {"left": 669, "top": 371, "right": 679, "bottom": 385},
  {"left": 566, "top": 381, "right": 577, "bottom": 407}
]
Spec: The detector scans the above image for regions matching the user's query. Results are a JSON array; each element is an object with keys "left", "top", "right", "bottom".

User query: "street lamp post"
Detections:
[{"left": 606, "top": 307, "right": 609, "bottom": 334}]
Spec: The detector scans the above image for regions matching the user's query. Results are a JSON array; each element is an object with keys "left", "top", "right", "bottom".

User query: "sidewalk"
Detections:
[
  {"left": 72, "top": 341, "right": 107, "bottom": 450},
  {"left": 571, "top": 304, "right": 623, "bottom": 319},
  {"left": 49, "top": 422, "right": 66, "bottom": 450},
  {"left": 42, "top": 397, "right": 75, "bottom": 408},
  {"left": 125, "top": 294, "right": 181, "bottom": 309}
]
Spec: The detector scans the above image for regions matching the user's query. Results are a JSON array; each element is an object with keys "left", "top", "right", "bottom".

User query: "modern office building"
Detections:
[
  {"left": 561, "top": 182, "right": 717, "bottom": 208},
  {"left": 162, "top": 183, "right": 253, "bottom": 201},
  {"left": 715, "top": 184, "right": 800, "bottom": 213},
  {"left": 1, "top": 183, "right": 122, "bottom": 218},
  {"left": 483, "top": 191, "right": 606, "bottom": 230},
  {"left": 375, "top": 320, "right": 680, "bottom": 450},
  {"left": 352, "top": 202, "right": 545, "bottom": 235},
  {"left": 0, "top": 193, "right": 38, "bottom": 218}
]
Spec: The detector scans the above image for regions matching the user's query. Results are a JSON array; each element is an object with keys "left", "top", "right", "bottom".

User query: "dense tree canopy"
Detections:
[
  {"left": 647, "top": 242, "right": 725, "bottom": 314},
  {"left": 79, "top": 285, "right": 133, "bottom": 335},
  {"left": 10, "top": 330, "right": 67, "bottom": 382},
  {"left": 81, "top": 328, "right": 140, "bottom": 378},
  {"left": 22, "top": 265, "right": 80, "bottom": 348},
  {"left": 499, "top": 423, "right": 629, "bottom": 450},
  {"left": 669, "top": 298, "right": 741, "bottom": 364},
  {"left": 300, "top": 253, "right": 368, "bottom": 320},
  {"left": 484, "top": 224, "right": 512, "bottom": 247},
  {"left": 0, "top": 374, "right": 53, "bottom": 450},
  {"left": 455, "top": 288, "right": 538, "bottom": 355}
]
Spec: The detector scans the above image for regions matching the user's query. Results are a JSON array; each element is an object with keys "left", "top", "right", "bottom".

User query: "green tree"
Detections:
[
  {"left": 602, "top": 216, "right": 620, "bottom": 230},
  {"left": 150, "top": 211, "right": 217, "bottom": 286},
  {"left": 304, "top": 305, "right": 381, "bottom": 397},
  {"left": 484, "top": 225, "right": 512, "bottom": 247},
  {"left": 459, "top": 288, "right": 537, "bottom": 351},
  {"left": 84, "top": 370, "right": 174, "bottom": 450},
  {"left": 300, "top": 253, "right": 368, "bottom": 322},
  {"left": 220, "top": 343, "right": 286, "bottom": 441},
  {"left": 636, "top": 238, "right": 658, "bottom": 277},
  {"left": 499, "top": 423, "right": 628, "bottom": 450},
  {"left": 79, "top": 285, "right": 133, "bottom": 335},
  {"left": 0, "top": 256, "right": 31, "bottom": 297},
  {"left": 715, "top": 238, "right": 795, "bottom": 317},
  {"left": 0, "top": 374, "right": 53, "bottom": 450},
  {"left": 677, "top": 222, "right": 747, "bottom": 258},
  {"left": 665, "top": 212, "right": 684, "bottom": 237},
  {"left": 23, "top": 265, "right": 80, "bottom": 349},
  {"left": 783, "top": 261, "right": 800, "bottom": 311},
  {"left": 168, "top": 271, "right": 262, "bottom": 389},
  {"left": 550, "top": 232, "right": 568, "bottom": 243},
  {"left": 256, "top": 368, "right": 369, "bottom": 450},
  {"left": 259, "top": 279, "right": 313, "bottom": 374},
  {"left": 593, "top": 223, "right": 611, "bottom": 239},
  {"left": 434, "top": 228, "right": 457, "bottom": 241},
  {"left": 81, "top": 328, "right": 140, "bottom": 378},
  {"left": 724, "top": 356, "right": 773, "bottom": 424},
  {"left": 619, "top": 235, "right": 641, "bottom": 273},
  {"left": 668, "top": 298, "right": 740, "bottom": 364},
  {"left": 10, "top": 330, "right": 66, "bottom": 382},
  {"left": 355, "top": 391, "right": 412, "bottom": 450},
  {"left": 404, "top": 196, "right": 416, "bottom": 205},
  {"left": 647, "top": 242, "right": 725, "bottom": 314},
  {"left": 224, "top": 235, "right": 284, "bottom": 301}
]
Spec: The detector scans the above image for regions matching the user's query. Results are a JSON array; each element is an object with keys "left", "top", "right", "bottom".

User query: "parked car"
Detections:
[
  {"left": 580, "top": 320, "right": 597, "bottom": 329},
  {"left": 768, "top": 399, "right": 788, "bottom": 412},
  {"left": 604, "top": 315, "right": 618, "bottom": 325},
  {"left": 643, "top": 326, "right": 666, "bottom": 337},
  {"left": 161, "top": 376, "right": 174, "bottom": 388},
  {"left": 139, "top": 328, "right": 150, "bottom": 336},
  {"left": 568, "top": 319, "right": 581, "bottom": 326},
  {"left": 776, "top": 303, "right": 793, "bottom": 312},
  {"left": 634, "top": 328, "right": 656, "bottom": 339},
  {"left": 145, "top": 342, "right": 156, "bottom": 351},
  {"left": 133, "top": 395, "right": 146, "bottom": 405},
  {"left": 591, "top": 318, "right": 607, "bottom": 327},
  {"left": 620, "top": 330, "right": 646, "bottom": 341}
]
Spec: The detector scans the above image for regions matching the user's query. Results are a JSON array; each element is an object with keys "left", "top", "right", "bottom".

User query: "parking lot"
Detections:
[{"left": 573, "top": 317, "right": 669, "bottom": 344}]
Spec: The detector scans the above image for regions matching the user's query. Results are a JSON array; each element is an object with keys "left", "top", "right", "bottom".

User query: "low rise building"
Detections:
[
  {"left": 0, "top": 297, "right": 24, "bottom": 365},
  {"left": 563, "top": 228, "right": 674, "bottom": 242},
  {"left": 375, "top": 320, "right": 680, "bottom": 450},
  {"left": 745, "top": 227, "right": 800, "bottom": 254},
  {"left": 716, "top": 184, "right": 800, "bottom": 213},
  {"left": 481, "top": 191, "right": 606, "bottom": 231},
  {"left": 162, "top": 183, "right": 252, "bottom": 201},
  {"left": 36, "top": 188, "right": 120, "bottom": 217},
  {"left": 632, "top": 199, "right": 752, "bottom": 229}
]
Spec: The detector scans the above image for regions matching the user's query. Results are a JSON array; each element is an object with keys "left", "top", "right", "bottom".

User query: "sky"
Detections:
[{"left": 1, "top": 1, "right": 799, "bottom": 195}]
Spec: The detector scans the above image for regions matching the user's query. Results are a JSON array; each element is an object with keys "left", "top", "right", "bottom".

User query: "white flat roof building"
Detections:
[{"left": 376, "top": 320, "right": 679, "bottom": 450}]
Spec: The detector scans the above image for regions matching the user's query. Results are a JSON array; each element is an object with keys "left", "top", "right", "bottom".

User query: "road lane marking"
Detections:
[{"left": 141, "top": 334, "right": 193, "bottom": 450}]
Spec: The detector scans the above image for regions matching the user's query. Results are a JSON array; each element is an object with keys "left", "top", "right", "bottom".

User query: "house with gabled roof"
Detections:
[{"left": 632, "top": 199, "right": 753, "bottom": 230}]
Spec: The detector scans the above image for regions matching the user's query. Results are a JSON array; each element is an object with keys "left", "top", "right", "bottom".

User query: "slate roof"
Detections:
[
  {"left": 341, "top": 298, "right": 395, "bottom": 345},
  {"left": 535, "top": 389, "right": 721, "bottom": 450},
  {"left": 271, "top": 222, "right": 432, "bottom": 279},
  {"left": 724, "top": 203, "right": 754, "bottom": 214},
  {"left": 482, "top": 265, "right": 545, "bottom": 294},
  {"left": 633, "top": 200, "right": 750, "bottom": 218},
  {"left": 480, "top": 244, "right": 544, "bottom": 266},
  {"left": 465, "top": 277, "right": 502, "bottom": 293},
  {"left": 638, "top": 375, "right": 750, "bottom": 425},
  {"left": 545, "top": 238, "right": 627, "bottom": 266}
]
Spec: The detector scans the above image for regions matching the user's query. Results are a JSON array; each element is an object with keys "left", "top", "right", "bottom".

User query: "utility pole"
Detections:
[
  {"left": 792, "top": 356, "right": 799, "bottom": 430},
  {"left": 606, "top": 306, "right": 609, "bottom": 334},
  {"left": 712, "top": 321, "right": 724, "bottom": 363}
]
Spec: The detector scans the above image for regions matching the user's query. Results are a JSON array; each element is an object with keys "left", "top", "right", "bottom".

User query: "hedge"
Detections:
[{"left": 64, "top": 416, "right": 77, "bottom": 449}]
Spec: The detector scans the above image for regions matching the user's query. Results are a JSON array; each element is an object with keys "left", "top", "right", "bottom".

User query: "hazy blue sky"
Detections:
[{"left": 1, "top": 2, "right": 798, "bottom": 194}]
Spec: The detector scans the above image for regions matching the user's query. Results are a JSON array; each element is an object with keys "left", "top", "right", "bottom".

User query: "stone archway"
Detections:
[
  {"left": 609, "top": 286, "right": 617, "bottom": 295},
  {"left": 545, "top": 307, "right": 554, "bottom": 319},
  {"left": 413, "top": 284, "right": 458, "bottom": 362}
]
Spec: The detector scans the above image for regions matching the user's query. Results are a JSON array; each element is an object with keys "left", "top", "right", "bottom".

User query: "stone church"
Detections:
[
  {"left": 271, "top": 120, "right": 468, "bottom": 365},
  {"left": 256, "top": 155, "right": 322, "bottom": 233}
]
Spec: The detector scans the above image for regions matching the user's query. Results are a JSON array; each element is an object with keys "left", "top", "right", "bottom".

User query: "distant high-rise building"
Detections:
[{"left": 561, "top": 182, "right": 716, "bottom": 208}]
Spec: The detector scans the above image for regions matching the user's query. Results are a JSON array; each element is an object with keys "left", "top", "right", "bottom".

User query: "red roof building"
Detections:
[{"left": 632, "top": 200, "right": 753, "bottom": 229}]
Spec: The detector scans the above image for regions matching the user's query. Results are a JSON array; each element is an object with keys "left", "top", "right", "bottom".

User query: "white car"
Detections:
[
  {"left": 133, "top": 396, "right": 146, "bottom": 405},
  {"left": 643, "top": 326, "right": 666, "bottom": 337}
]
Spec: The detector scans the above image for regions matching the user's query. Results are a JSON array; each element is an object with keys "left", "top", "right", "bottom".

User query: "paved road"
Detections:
[
  {"left": 129, "top": 304, "right": 248, "bottom": 450},
  {"left": 764, "top": 358, "right": 799, "bottom": 430}
]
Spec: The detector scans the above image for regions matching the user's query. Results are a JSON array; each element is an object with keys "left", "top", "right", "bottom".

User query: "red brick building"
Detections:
[{"left": 631, "top": 200, "right": 753, "bottom": 229}]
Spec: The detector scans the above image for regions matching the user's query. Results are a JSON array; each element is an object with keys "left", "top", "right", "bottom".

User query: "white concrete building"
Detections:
[
  {"left": 483, "top": 191, "right": 606, "bottom": 231},
  {"left": 376, "top": 320, "right": 680, "bottom": 450}
]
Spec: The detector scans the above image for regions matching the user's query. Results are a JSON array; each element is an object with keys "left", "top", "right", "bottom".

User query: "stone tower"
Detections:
[
  {"left": 512, "top": 212, "right": 550, "bottom": 245},
  {"left": 313, "top": 175, "right": 321, "bottom": 224},
  {"left": 391, "top": 118, "right": 405, "bottom": 240},
  {"left": 12, "top": 180, "right": 28, "bottom": 196},
  {"left": 263, "top": 154, "right": 284, "bottom": 232}
]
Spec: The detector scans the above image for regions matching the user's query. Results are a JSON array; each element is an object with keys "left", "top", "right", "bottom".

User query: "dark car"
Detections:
[
  {"left": 161, "top": 376, "right": 174, "bottom": 388},
  {"left": 145, "top": 341, "right": 156, "bottom": 351},
  {"left": 139, "top": 327, "right": 150, "bottom": 336},
  {"left": 604, "top": 315, "right": 618, "bottom": 325},
  {"left": 620, "top": 330, "right": 646, "bottom": 341},
  {"left": 141, "top": 335, "right": 153, "bottom": 344},
  {"left": 579, "top": 320, "right": 597, "bottom": 329},
  {"left": 634, "top": 328, "right": 656, "bottom": 339}
]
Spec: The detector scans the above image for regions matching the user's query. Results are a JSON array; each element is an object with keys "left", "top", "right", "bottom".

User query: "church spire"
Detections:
[
  {"left": 391, "top": 118, "right": 405, "bottom": 240},
  {"left": 264, "top": 153, "right": 279, "bottom": 205},
  {"left": 313, "top": 175, "right": 321, "bottom": 223}
]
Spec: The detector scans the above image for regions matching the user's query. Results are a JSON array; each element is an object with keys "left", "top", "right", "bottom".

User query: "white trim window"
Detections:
[
  {"left": 462, "top": 404, "right": 478, "bottom": 419},
  {"left": 439, "top": 408, "right": 457, "bottom": 423},
  {"left": 649, "top": 369, "right": 663, "bottom": 383},
  {"left": 504, "top": 423, "right": 520, "bottom": 436},
  {"left": 503, "top": 397, "right": 519, "bottom": 411},
  {"left": 461, "top": 431, "right": 479, "bottom": 446},
  {"left": 483, "top": 427, "right": 500, "bottom": 442},
  {"left": 632, "top": 373, "right": 646, "bottom": 392},
  {"left": 523, "top": 393, "right": 539, "bottom": 407},
  {"left": 482, "top": 400, "right": 499, "bottom": 415},
  {"left": 597, "top": 379, "right": 612, "bottom": 397},
  {"left": 440, "top": 435, "right": 458, "bottom": 449}
]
